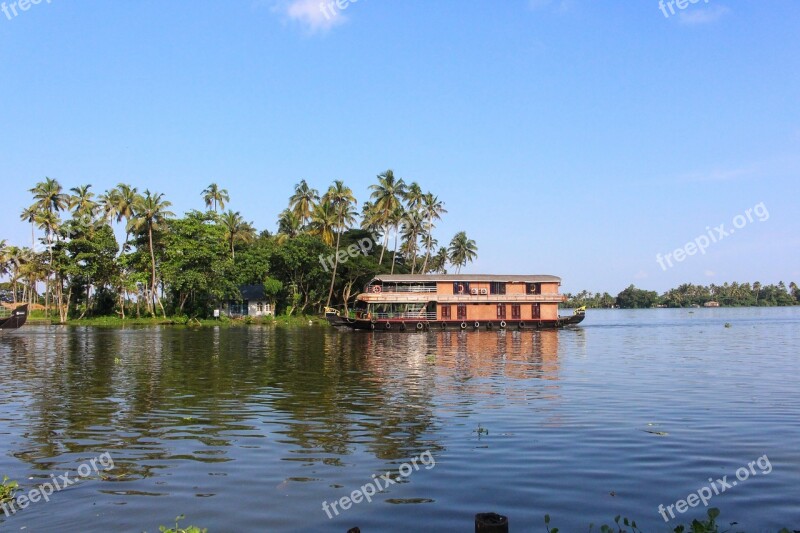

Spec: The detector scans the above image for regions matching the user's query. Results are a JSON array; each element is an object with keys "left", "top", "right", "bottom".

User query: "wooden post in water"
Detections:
[{"left": 475, "top": 512, "right": 509, "bottom": 532}]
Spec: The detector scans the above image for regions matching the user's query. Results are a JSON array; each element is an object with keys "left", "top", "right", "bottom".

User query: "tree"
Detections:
[
  {"left": 616, "top": 285, "right": 659, "bottom": 309},
  {"left": 289, "top": 179, "right": 319, "bottom": 228},
  {"left": 447, "top": 231, "right": 478, "bottom": 273},
  {"left": 202, "top": 183, "right": 230, "bottom": 212},
  {"left": 128, "top": 190, "right": 174, "bottom": 316},
  {"left": 369, "top": 170, "right": 406, "bottom": 265},
  {"left": 323, "top": 180, "right": 357, "bottom": 308},
  {"left": 220, "top": 210, "right": 256, "bottom": 260},
  {"left": 420, "top": 193, "right": 447, "bottom": 273},
  {"left": 69, "top": 184, "right": 99, "bottom": 220},
  {"left": 309, "top": 200, "right": 337, "bottom": 246},
  {"left": 30, "top": 177, "right": 68, "bottom": 317},
  {"left": 430, "top": 247, "right": 449, "bottom": 274}
]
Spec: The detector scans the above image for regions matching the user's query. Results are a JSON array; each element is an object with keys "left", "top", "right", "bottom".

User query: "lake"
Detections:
[{"left": 1, "top": 308, "right": 798, "bottom": 532}]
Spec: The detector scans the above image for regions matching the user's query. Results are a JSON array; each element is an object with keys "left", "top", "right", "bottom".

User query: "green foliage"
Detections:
[
  {"left": 616, "top": 285, "right": 661, "bottom": 309},
  {"left": 544, "top": 508, "right": 794, "bottom": 533},
  {"left": 0, "top": 476, "right": 18, "bottom": 504},
  {"left": 158, "top": 515, "right": 207, "bottom": 533}
]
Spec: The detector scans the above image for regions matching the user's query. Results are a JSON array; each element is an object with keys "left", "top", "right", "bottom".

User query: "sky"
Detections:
[{"left": 1, "top": 0, "right": 798, "bottom": 295}]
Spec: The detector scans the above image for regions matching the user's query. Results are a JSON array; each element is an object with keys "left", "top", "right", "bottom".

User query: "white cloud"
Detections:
[
  {"left": 679, "top": 5, "right": 729, "bottom": 25},
  {"left": 704, "top": 270, "right": 716, "bottom": 277},
  {"left": 275, "top": 0, "right": 347, "bottom": 33}
]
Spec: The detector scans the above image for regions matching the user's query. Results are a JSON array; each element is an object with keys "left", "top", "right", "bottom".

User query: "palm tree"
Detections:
[
  {"left": 400, "top": 208, "right": 425, "bottom": 273},
  {"left": 323, "top": 180, "right": 357, "bottom": 308},
  {"left": 19, "top": 205, "right": 38, "bottom": 248},
  {"left": 3, "top": 245, "right": 23, "bottom": 304},
  {"left": 202, "top": 183, "right": 230, "bottom": 212},
  {"left": 369, "top": 170, "right": 406, "bottom": 264},
  {"left": 430, "top": 247, "right": 449, "bottom": 274},
  {"left": 420, "top": 193, "right": 447, "bottom": 273},
  {"left": 128, "top": 190, "right": 174, "bottom": 316},
  {"left": 289, "top": 179, "right": 319, "bottom": 228},
  {"left": 447, "top": 231, "right": 478, "bottom": 274},
  {"left": 30, "top": 178, "right": 67, "bottom": 317},
  {"left": 277, "top": 209, "right": 303, "bottom": 242},
  {"left": 69, "top": 184, "right": 98, "bottom": 219},
  {"left": 419, "top": 233, "right": 438, "bottom": 273},
  {"left": 220, "top": 210, "right": 256, "bottom": 260},
  {"left": 389, "top": 205, "right": 406, "bottom": 274},
  {"left": 309, "top": 200, "right": 337, "bottom": 246}
]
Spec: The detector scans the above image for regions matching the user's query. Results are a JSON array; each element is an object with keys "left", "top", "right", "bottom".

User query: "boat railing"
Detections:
[
  {"left": 367, "top": 285, "right": 437, "bottom": 293},
  {"left": 371, "top": 311, "right": 438, "bottom": 320},
  {"left": 361, "top": 293, "right": 565, "bottom": 302}
]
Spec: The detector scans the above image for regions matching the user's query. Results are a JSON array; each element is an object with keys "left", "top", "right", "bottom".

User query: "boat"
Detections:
[
  {"left": 324, "top": 307, "right": 349, "bottom": 327},
  {"left": 0, "top": 304, "right": 29, "bottom": 331},
  {"left": 343, "top": 275, "right": 585, "bottom": 331}
]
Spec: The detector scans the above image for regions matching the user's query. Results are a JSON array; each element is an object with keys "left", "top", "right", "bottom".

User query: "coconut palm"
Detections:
[
  {"left": 430, "top": 247, "right": 449, "bottom": 274},
  {"left": 447, "top": 231, "right": 478, "bottom": 274},
  {"left": 289, "top": 179, "right": 319, "bottom": 228},
  {"left": 3, "top": 245, "right": 24, "bottom": 304},
  {"left": 323, "top": 180, "right": 357, "bottom": 308},
  {"left": 128, "top": 190, "right": 174, "bottom": 316},
  {"left": 220, "top": 210, "right": 256, "bottom": 260},
  {"left": 202, "top": 183, "right": 230, "bottom": 212},
  {"left": 29, "top": 178, "right": 67, "bottom": 317},
  {"left": 309, "top": 200, "right": 337, "bottom": 246},
  {"left": 19, "top": 205, "right": 38, "bottom": 248},
  {"left": 400, "top": 208, "right": 425, "bottom": 273},
  {"left": 69, "top": 184, "right": 98, "bottom": 219},
  {"left": 389, "top": 206, "right": 406, "bottom": 274},
  {"left": 277, "top": 209, "right": 303, "bottom": 242},
  {"left": 369, "top": 170, "right": 406, "bottom": 264},
  {"left": 420, "top": 193, "right": 447, "bottom": 273}
]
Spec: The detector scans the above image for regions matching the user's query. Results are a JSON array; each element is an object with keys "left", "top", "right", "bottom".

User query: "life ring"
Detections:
[
  {"left": 370, "top": 323, "right": 375, "bottom": 330},
  {"left": 400, "top": 323, "right": 407, "bottom": 331},
  {"left": 441, "top": 322, "right": 447, "bottom": 330},
  {"left": 416, "top": 322, "right": 424, "bottom": 331},
  {"left": 371, "top": 285, "right": 382, "bottom": 293},
  {"left": 457, "top": 284, "right": 465, "bottom": 294},
  {"left": 474, "top": 321, "right": 480, "bottom": 329},
  {"left": 370, "top": 316, "right": 376, "bottom": 324},
  {"left": 500, "top": 321, "right": 506, "bottom": 329},
  {"left": 519, "top": 322, "right": 525, "bottom": 329},
  {"left": 385, "top": 322, "right": 392, "bottom": 330},
  {"left": 487, "top": 322, "right": 493, "bottom": 330},
  {"left": 460, "top": 322, "right": 467, "bottom": 330}
]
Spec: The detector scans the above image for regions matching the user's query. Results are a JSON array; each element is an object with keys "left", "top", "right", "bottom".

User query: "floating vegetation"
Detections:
[
  {"left": 0, "top": 476, "right": 18, "bottom": 505},
  {"left": 159, "top": 515, "right": 207, "bottom": 533},
  {"left": 544, "top": 508, "right": 794, "bottom": 533},
  {"left": 724, "top": 323, "right": 732, "bottom": 328},
  {"left": 473, "top": 424, "right": 489, "bottom": 437}
]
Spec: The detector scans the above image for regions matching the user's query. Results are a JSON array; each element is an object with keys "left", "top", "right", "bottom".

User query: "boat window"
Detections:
[
  {"left": 490, "top": 282, "right": 506, "bottom": 295},
  {"left": 497, "top": 304, "right": 506, "bottom": 319},
  {"left": 441, "top": 305, "right": 451, "bottom": 319},
  {"left": 457, "top": 304, "right": 467, "bottom": 319},
  {"left": 531, "top": 303, "right": 540, "bottom": 319},
  {"left": 526, "top": 283, "right": 540, "bottom": 294},
  {"left": 511, "top": 304, "right": 521, "bottom": 319}
]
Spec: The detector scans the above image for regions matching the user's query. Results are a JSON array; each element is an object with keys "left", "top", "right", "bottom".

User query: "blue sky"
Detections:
[{"left": 1, "top": 0, "right": 798, "bottom": 294}]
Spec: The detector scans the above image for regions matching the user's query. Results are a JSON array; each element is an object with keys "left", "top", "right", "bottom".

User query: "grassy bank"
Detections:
[{"left": 24, "top": 311, "right": 325, "bottom": 328}]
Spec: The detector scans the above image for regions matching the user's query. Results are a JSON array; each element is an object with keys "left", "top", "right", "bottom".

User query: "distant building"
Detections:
[
  {"left": 704, "top": 301, "right": 720, "bottom": 308},
  {"left": 223, "top": 285, "right": 274, "bottom": 317}
]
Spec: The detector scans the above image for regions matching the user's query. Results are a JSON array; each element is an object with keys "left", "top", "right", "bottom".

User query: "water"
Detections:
[{"left": 0, "top": 308, "right": 798, "bottom": 532}]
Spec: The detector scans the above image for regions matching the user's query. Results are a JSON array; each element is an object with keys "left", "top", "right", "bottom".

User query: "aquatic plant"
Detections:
[
  {"left": 0, "top": 476, "right": 18, "bottom": 504},
  {"left": 544, "top": 508, "right": 794, "bottom": 533},
  {"left": 159, "top": 515, "right": 207, "bottom": 533}
]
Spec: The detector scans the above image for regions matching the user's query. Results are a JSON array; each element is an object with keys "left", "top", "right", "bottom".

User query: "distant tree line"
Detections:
[
  {"left": 563, "top": 282, "right": 800, "bottom": 309},
  {"left": 0, "top": 171, "right": 479, "bottom": 322}
]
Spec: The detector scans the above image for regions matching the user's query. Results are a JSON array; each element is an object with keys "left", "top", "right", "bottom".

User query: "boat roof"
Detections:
[{"left": 372, "top": 274, "right": 562, "bottom": 283}]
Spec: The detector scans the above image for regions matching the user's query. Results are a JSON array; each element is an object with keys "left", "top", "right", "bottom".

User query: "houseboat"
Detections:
[{"left": 343, "top": 275, "right": 584, "bottom": 331}]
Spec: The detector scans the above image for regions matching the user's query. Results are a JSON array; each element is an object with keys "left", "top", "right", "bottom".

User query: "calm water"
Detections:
[{"left": 1, "top": 308, "right": 799, "bottom": 532}]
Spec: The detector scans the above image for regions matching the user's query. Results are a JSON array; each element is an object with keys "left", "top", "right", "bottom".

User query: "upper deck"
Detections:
[{"left": 358, "top": 274, "right": 565, "bottom": 304}]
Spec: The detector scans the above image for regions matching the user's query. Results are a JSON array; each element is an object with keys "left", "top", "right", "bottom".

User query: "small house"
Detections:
[
  {"left": 223, "top": 285, "right": 274, "bottom": 318},
  {"left": 703, "top": 301, "right": 720, "bottom": 308}
]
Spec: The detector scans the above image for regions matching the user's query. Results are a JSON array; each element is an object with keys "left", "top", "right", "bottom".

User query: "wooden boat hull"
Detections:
[
  {"left": 0, "top": 304, "right": 28, "bottom": 331},
  {"left": 343, "top": 313, "right": 584, "bottom": 332}
]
